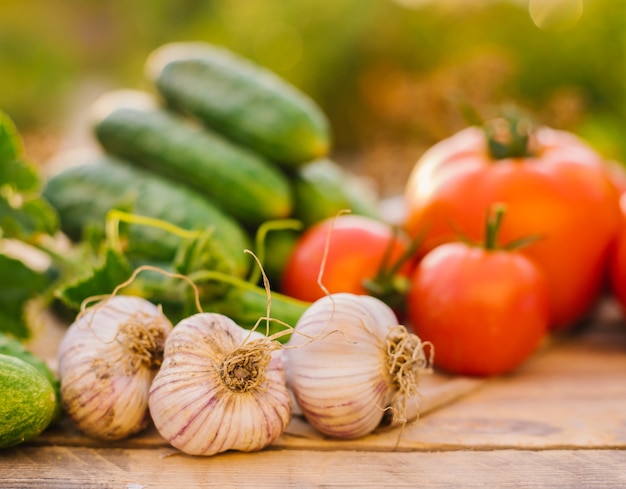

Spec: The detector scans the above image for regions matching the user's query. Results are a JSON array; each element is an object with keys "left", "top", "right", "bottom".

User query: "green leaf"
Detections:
[
  {"left": 173, "top": 227, "right": 241, "bottom": 278},
  {"left": 0, "top": 110, "right": 57, "bottom": 242},
  {"left": 0, "top": 110, "right": 23, "bottom": 164},
  {"left": 56, "top": 247, "right": 134, "bottom": 310},
  {"left": 0, "top": 253, "right": 50, "bottom": 339},
  {"left": 172, "top": 228, "right": 239, "bottom": 300},
  {"left": 0, "top": 157, "right": 40, "bottom": 193},
  {"left": 0, "top": 194, "right": 59, "bottom": 240},
  {"left": 0, "top": 111, "right": 57, "bottom": 241}
]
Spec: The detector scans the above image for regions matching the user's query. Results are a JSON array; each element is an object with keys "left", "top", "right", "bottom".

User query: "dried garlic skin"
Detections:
[
  {"left": 58, "top": 295, "right": 173, "bottom": 440},
  {"left": 149, "top": 312, "right": 292, "bottom": 456},
  {"left": 286, "top": 293, "right": 430, "bottom": 439}
]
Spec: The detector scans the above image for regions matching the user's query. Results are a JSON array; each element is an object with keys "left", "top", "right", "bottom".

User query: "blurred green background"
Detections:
[{"left": 0, "top": 0, "right": 624, "bottom": 196}]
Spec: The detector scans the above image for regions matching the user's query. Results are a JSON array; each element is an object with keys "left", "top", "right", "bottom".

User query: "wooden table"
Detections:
[{"left": 1, "top": 299, "right": 626, "bottom": 488}]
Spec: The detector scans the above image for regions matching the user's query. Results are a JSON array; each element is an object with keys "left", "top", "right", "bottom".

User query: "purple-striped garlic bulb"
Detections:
[
  {"left": 286, "top": 293, "right": 432, "bottom": 439},
  {"left": 58, "top": 295, "right": 173, "bottom": 440},
  {"left": 148, "top": 312, "right": 291, "bottom": 456}
]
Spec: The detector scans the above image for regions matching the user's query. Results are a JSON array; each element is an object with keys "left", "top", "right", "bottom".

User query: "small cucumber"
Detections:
[
  {"left": 0, "top": 332, "right": 61, "bottom": 421},
  {"left": 146, "top": 42, "right": 331, "bottom": 166},
  {"left": 0, "top": 353, "right": 57, "bottom": 448},
  {"left": 43, "top": 153, "right": 252, "bottom": 278},
  {"left": 290, "top": 159, "right": 382, "bottom": 226},
  {"left": 91, "top": 90, "right": 293, "bottom": 226}
]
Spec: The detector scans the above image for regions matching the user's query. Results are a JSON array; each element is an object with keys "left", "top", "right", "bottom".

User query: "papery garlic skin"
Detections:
[
  {"left": 286, "top": 293, "right": 430, "bottom": 439},
  {"left": 148, "top": 312, "right": 292, "bottom": 456},
  {"left": 58, "top": 295, "right": 173, "bottom": 440}
]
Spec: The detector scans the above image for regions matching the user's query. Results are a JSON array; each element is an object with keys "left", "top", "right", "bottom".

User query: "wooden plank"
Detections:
[{"left": 2, "top": 446, "right": 626, "bottom": 488}]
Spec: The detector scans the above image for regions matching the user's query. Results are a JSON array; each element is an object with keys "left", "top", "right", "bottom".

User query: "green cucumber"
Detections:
[
  {"left": 290, "top": 159, "right": 382, "bottom": 226},
  {"left": 200, "top": 278, "right": 310, "bottom": 340},
  {"left": 0, "top": 332, "right": 61, "bottom": 421},
  {"left": 43, "top": 153, "right": 252, "bottom": 278},
  {"left": 146, "top": 42, "right": 331, "bottom": 166},
  {"left": 0, "top": 353, "right": 57, "bottom": 448},
  {"left": 259, "top": 228, "right": 301, "bottom": 289},
  {"left": 91, "top": 90, "right": 293, "bottom": 226}
]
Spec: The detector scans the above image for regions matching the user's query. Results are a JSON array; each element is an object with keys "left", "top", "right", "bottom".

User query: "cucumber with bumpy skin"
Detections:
[
  {"left": 91, "top": 90, "right": 293, "bottom": 226},
  {"left": 0, "top": 332, "right": 61, "bottom": 421},
  {"left": 146, "top": 42, "right": 331, "bottom": 166},
  {"left": 0, "top": 353, "right": 57, "bottom": 448},
  {"left": 43, "top": 153, "right": 252, "bottom": 278}
]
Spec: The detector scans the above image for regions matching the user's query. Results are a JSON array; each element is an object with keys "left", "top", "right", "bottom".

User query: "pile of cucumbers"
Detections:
[{"left": 44, "top": 41, "right": 380, "bottom": 286}]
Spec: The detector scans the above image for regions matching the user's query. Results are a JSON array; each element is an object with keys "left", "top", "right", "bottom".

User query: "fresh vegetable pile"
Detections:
[
  {"left": 41, "top": 42, "right": 385, "bottom": 333},
  {"left": 1, "top": 41, "right": 625, "bottom": 456}
]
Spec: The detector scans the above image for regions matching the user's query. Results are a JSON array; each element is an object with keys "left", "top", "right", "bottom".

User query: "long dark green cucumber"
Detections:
[
  {"left": 146, "top": 42, "right": 331, "bottom": 166},
  {"left": 43, "top": 154, "right": 252, "bottom": 278},
  {"left": 91, "top": 90, "right": 293, "bottom": 226}
]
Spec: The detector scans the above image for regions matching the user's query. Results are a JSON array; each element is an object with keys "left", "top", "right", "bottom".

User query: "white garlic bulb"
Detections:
[
  {"left": 285, "top": 293, "right": 431, "bottom": 439},
  {"left": 57, "top": 295, "right": 173, "bottom": 440},
  {"left": 148, "top": 312, "right": 292, "bottom": 456}
]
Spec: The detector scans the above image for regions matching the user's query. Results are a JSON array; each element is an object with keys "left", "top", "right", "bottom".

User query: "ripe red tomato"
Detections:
[
  {"left": 407, "top": 239, "right": 550, "bottom": 376},
  {"left": 609, "top": 195, "right": 626, "bottom": 311},
  {"left": 403, "top": 122, "right": 621, "bottom": 331},
  {"left": 281, "top": 214, "right": 413, "bottom": 307}
]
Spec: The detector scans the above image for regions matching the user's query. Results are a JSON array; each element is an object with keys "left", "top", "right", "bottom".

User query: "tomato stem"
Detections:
[
  {"left": 484, "top": 203, "right": 507, "bottom": 250},
  {"left": 363, "top": 226, "right": 425, "bottom": 313},
  {"left": 483, "top": 204, "right": 543, "bottom": 251},
  {"left": 484, "top": 111, "right": 534, "bottom": 160}
]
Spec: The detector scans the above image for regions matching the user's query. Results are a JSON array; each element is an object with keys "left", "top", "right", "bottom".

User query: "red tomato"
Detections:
[
  {"left": 404, "top": 124, "right": 621, "bottom": 331},
  {"left": 407, "top": 241, "right": 550, "bottom": 376},
  {"left": 281, "top": 215, "right": 413, "bottom": 306},
  {"left": 609, "top": 195, "right": 626, "bottom": 310},
  {"left": 604, "top": 159, "right": 626, "bottom": 195}
]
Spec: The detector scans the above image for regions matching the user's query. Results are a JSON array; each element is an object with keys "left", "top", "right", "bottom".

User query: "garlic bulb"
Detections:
[
  {"left": 148, "top": 312, "right": 292, "bottom": 456},
  {"left": 58, "top": 295, "right": 173, "bottom": 440},
  {"left": 285, "top": 293, "right": 431, "bottom": 439}
]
